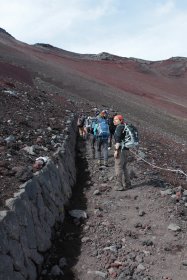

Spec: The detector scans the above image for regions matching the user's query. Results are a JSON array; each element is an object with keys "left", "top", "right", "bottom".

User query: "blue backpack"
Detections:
[
  {"left": 90, "top": 117, "right": 97, "bottom": 134},
  {"left": 97, "top": 120, "right": 110, "bottom": 138}
]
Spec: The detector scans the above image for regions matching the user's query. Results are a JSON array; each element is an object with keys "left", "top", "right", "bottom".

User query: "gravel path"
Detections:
[{"left": 40, "top": 137, "right": 187, "bottom": 280}]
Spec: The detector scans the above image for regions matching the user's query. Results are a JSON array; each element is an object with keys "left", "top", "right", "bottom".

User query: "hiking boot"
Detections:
[
  {"left": 125, "top": 181, "right": 132, "bottom": 189},
  {"left": 104, "top": 161, "right": 108, "bottom": 167},
  {"left": 114, "top": 184, "right": 124, "bottom": 191}
]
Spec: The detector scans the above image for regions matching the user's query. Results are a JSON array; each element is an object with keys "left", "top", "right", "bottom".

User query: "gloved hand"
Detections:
[{"left": 115, "top": 143, "right": 120, "bottom": 150}]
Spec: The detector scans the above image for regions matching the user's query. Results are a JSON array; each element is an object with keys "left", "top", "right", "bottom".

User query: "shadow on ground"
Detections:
[{"left": 38, "top": 137, "right": 91, "bottom": 280}]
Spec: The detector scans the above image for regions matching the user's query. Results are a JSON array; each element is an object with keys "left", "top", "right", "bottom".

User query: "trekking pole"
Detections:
[{"left": 130, "top": 149, "right": 187, "bottom": 179}]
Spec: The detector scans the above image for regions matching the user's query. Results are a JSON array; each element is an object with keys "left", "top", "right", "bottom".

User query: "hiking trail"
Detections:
[{"left": 39, "top": 136, "right": 187, "bottom": 280}]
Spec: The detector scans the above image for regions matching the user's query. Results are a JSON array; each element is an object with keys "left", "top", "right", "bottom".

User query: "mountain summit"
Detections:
[{"left": 0, "top": 27, "right": 14, "bottom": 38}]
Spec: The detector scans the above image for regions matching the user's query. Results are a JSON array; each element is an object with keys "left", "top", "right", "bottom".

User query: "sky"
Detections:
[{"left": 0, "top": 0, "right": 187, "bottom": 61}]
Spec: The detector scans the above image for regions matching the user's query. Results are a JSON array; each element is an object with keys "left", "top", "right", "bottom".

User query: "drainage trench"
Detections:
[{"left": 38, "top": 138, "right": 90, "bottom": 280}]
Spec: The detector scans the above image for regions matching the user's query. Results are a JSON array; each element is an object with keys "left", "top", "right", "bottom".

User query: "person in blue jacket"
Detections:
[{"left": 94, "top": 111, "right": 109, "bottom": 166}]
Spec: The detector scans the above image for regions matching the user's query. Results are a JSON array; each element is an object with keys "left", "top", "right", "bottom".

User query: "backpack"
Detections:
[
  {"left": 121, "top": 123, "right": 139, "bottom": 149},
  {"left": 97, "top": 121, "right": 110, "bottom": 138},
  {"left": 108, "top": 117, "right": 116, "bottom": 133},
  {"left": 90, "top": 117, "right": 97, "bottom": 134}
]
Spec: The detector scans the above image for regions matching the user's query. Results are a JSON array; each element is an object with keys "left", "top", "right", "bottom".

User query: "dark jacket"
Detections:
[
  {"left": 114, "top": 124, "right": 125, "bottom": 142},
  {"left": 77, "top": 115, "right": 85, "bottom": 128},
  {"left": 114, "top": 124, "right": 128, "bottom": 150},
  {"left": 108, "top": 117, "right": 116, "bottom": 134}
]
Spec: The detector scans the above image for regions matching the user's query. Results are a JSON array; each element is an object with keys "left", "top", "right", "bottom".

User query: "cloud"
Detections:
[
  {"left": 155, "top": 0, "right": 175, "bottom": 15},
  {"left": 0, "top": 0, "right": 187, "bottom": 60},
  {"left": 0, "top": 0, "right": 115, "bottom": 42}
]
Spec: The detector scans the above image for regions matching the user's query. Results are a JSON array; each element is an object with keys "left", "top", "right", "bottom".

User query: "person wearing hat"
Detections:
[
  {"left": 113, "top": 114, "right": 131, "bottom": 191},
  {"left": 99, "top": 110, "right": 107, "bottom": 119}
]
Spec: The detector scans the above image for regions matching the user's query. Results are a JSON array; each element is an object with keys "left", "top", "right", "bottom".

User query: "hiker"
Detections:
[
  {"left": 89, "top": 116, "right": 97, "bottom": 150},
  {"left": 77, "top": 114, "right": 86, "bottom": 138},
  {"left": 113, "top": 114, "right": 131, "bottom": 191},
  {"left": 84, "top": 116, "right": 92, "bottom": 139},
  {"left": 100, "top": 109, "right": 108, "bottom": 119},
  {"left": 108, "top": 112, "right": 117, "bottom": 149},
  {"left": 94, "top": 111, "right": 110, "bottom": 166}
]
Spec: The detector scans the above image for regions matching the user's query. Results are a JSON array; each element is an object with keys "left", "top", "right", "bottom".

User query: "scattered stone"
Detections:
[
  {"left": 139, "top": 210, "right": 146, "bottom": 216},
  {"left": 15, "top": 166, "right": 33, "bottom": 182},
  {"left": 50, "top": 265, "right": 63, "bottom": 276},
  {"left": 108, "top": 267, "right": 117, "bottom": 277},
  {"left": 93, "top": 190, "right": 100, "bottom": 195},
  {"left": 68, "top": 209, "right": 87, "bottom": 219},
  {"left": 136, "top": 263, "right": 146, "bottom": 272},
  {"left": 5, "top": 135, "right": 16, "bottom": 145},
  {"left": 103, "top": 245, "right": 118, "bottom": 253},
  {"left": 111, "top": 260, "right": 123, "bottom": 267},
  {"left": 81, "top": 237, "right": 91, "bottom": 243},
  {"left": 168, "top": 223, "right": 181, "bottom": 232},
  {"left": 181, "top": 260, "right": 187, "bottom": 266},
  {"left": 143, "top": 250, "right": 151, "bottom": 256},
  {"left": 138, "top": 150, "right": 146, "bottom": 159},
  {"left": 183, "top": 190, "right": 187, "bottom": 196},
  {"left": 22, "top": 145, "right": 36, "bottom": 155},
  {"left": 87, "top": 270, "right": 107, "bottom": 278},
  {"left": 160, "top": 189, "right": 173, "bottom": 196},
  {"left": 109, "top": 176, "right": 114, "bottom": 181},
  {"left": 142, "top": 240, "right": 153, "bottom": 246},
  {"left": 58, "top": 257, "right": 67, "bottom": 269},
  {"left": 134, "top": 222, "right": 143, "bottom": 228}
]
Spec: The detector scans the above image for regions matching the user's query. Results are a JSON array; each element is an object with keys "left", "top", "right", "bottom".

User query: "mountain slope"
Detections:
[{"left": 0, "top": 28, "right": 187, "bottom": 141}]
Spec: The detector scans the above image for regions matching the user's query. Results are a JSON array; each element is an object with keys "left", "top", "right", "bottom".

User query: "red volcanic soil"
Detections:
[
  {"left": 47, "top": 57, "right": 187, "bottom": 119},
  {"left": 19, "top": 43, "right": 187, "bottom": 120},
  {"left": 0, "top": 61, "right": 33, "bottom": 85},
  {"left": 0, "top": 31, "right": 186, "bottom": 122}
]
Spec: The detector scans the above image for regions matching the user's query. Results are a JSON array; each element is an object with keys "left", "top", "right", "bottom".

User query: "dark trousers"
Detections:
[
  {"left": 90, "top": 134, "right": 96, "bottom": 149},
  {"left": 96, "top": 137, "right": 108, "bottom": 163},
  {"left": 109, "top": 131, "right": 115, "bottom": 147}
]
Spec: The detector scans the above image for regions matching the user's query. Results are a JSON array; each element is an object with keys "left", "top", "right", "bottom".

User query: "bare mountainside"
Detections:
[
  {"left": 0, "top": 28, "right": 186, "bottom": 206},
  {"left": 0, "top": 28, "right": 186, "bottom": 142},
  {"left": 1, "top": 28, "right": 187, "bottom": 280}
]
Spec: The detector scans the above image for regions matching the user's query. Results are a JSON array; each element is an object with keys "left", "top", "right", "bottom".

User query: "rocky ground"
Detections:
[
  {"left": 38, "top": 132, "right": 187, "bottom": 280},
  {"left": 1, "top": 76, "right": 186, "bottom": 209},
  {"left": 0, "top": 75, "right": 187, "bottom": 280},
  {"left": 0, "top": 77, "right": 78, "bottom": 209}
]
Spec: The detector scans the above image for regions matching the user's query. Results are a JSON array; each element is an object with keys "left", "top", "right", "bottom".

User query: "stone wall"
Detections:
[{"left": 0, "top": 116, "right": 77, "bottom": 280}]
